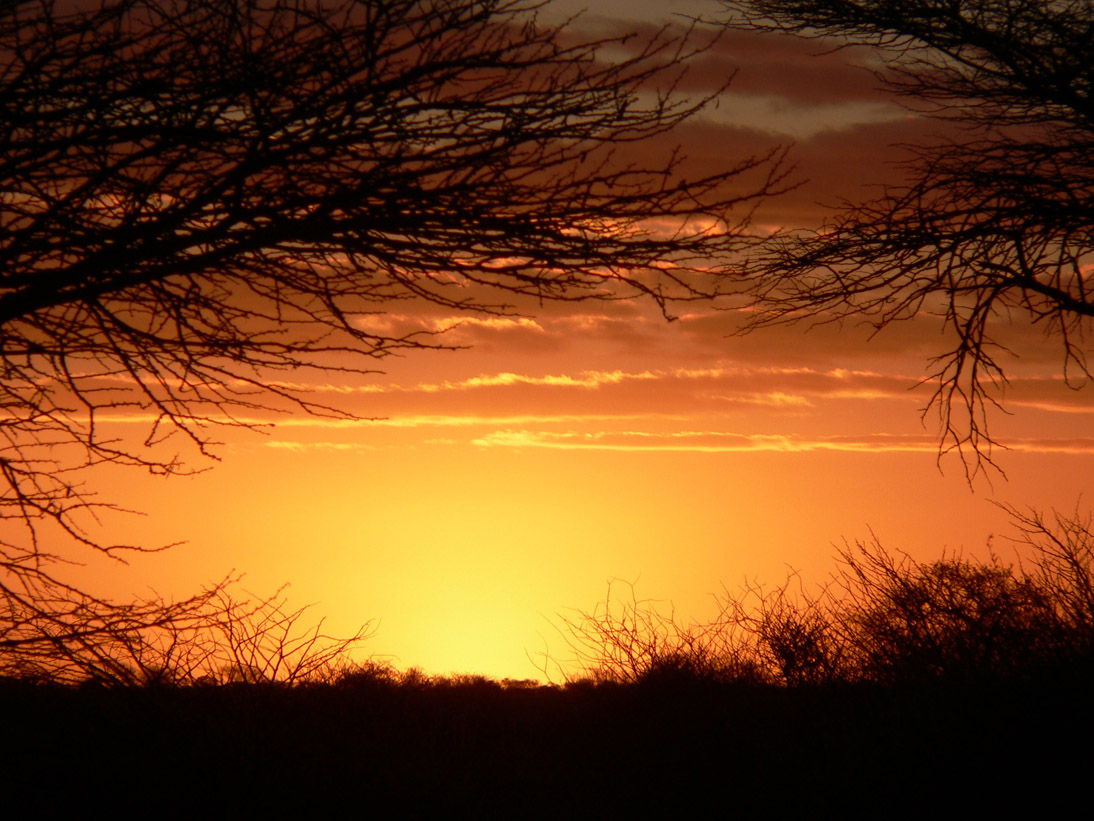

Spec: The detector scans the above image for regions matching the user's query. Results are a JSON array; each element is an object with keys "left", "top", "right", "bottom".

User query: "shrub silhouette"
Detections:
[
  {"left": 556, "top": 507, "right": 1094, "bottom": 687},
  {"left": 746, "top": 577, "right": 846, "bottom": 686},
  {"left": 836, "top": 542, "right": 1058, "bottom": 684},
  {"left": 1009, "top": 505, "right": 1094, "bottom": 659},
  {"left": 0, "top": 582, "right": 372, "bottom": 686},
  {"left": 549, "top": 579, "right": 767, "bottom": 686}
]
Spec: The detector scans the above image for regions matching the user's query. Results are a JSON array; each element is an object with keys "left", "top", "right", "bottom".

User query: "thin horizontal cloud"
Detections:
[
  {"left": 703, "top": 92, "right": 906, "bottom": 140},
  {"left": 471, "top": 429, "right": 941, "bottom": 453},
  {"left": 89, "top": 362, "right": 1094, "bottom": 434},
  {"left": 94, "top": 410, "right": 681, "bottom": 428},
  {"left": 704, "top": 391, "right": 815, "bottom": 408},
  {"left": 352, "top": 312, "right": 548, "bottom": 338},
  {"left": 471, "top": 429, "right": 1094, "bottom": 455},
  {"left": 430, "top": 370, "right": 656, "bottom": 390},
  {"left": 92, "top": 408, "right": 1094, "bottom": 456},
  {"left": 264, "top": 441, "right": 376, "bottom": 453},
  {"left": 1008, "top": 399, "right": 1094, "bottom": 414},
  {"left": 267, "top": 364, "right": 913, "bottom": 396},
  {"left": 272, "top": 413, "right": 678, "bottom": 429},
  {"left": 1007, "top": 438, "right": 1094, "bottom": 454}
]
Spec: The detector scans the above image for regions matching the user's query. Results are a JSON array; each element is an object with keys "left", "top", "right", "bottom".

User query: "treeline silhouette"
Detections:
[{"left": 2, "top": 506, "right": 1091, "bottom": 814}]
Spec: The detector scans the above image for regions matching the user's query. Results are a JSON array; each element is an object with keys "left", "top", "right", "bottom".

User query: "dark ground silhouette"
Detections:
[
  {"left": 3, "top": 662, "right": 1090, "bottom": 816},
  {"left": 4, "top": 510, "right": 1092, "bottom": 815}
]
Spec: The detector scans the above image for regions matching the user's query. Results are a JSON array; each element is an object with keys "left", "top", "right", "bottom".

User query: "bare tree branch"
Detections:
[
  {"left": 720, "top": 0, "right": 1094, "bottom": 478},
  {"left": 0, "top": 0, "right": 790, "bottom": 640}
]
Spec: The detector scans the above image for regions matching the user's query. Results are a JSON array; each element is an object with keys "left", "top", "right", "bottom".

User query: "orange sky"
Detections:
[{"left": 65, "top": 1, "right": 1094, "bottom": 680}]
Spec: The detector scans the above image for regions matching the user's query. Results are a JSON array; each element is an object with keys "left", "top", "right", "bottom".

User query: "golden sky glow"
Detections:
[{"left": 65, "top": 1, "right": 1094, "bottom": 680}]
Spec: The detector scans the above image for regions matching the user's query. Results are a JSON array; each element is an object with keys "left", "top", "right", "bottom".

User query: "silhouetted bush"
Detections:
[
  {"left": 1010, "top": 505, "right": 1094, "bottom": 656},
  {"left": 0, "top": 581, "right": 372, "bottom": 686},
  {"left": 549, "top": 579, "right": 769, "bottom": 686},
  {"left": 554, "top": 506, "right": 1094, "bottom": 687},
  {"left": 836, "top": 540, "right": 1058, "bottom": 683}
]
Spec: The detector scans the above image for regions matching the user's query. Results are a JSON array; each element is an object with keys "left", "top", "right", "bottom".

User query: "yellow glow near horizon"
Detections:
[{"left": 72, "top": 403, "right": 1094, "bottom": 682}]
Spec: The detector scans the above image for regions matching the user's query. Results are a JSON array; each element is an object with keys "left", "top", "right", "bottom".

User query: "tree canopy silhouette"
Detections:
[
  {"left": 721, "top": 0, "right": 1094, "bottom": 475},
  {"left": 0, "top": 0, "right": 787, "bottom": 671},
  {"left": 0, "top": 4, "right": 785, "bottom": 564}
]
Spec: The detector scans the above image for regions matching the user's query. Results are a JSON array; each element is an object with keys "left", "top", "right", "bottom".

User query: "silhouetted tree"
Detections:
[
  {"left": 0, "top": 0, "right": 787, "bottom": 669},
  {"left": 720, "top": 0, "right": 1094, "bottom": 474}
]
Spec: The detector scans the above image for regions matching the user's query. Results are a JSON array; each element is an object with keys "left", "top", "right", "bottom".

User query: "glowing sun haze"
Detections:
[{"left": 76, "top": 0, "right": 1094, "bottom": 680}]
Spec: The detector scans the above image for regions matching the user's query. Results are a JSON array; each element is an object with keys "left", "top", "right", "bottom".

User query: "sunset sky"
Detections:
[{"left": 74, "top": 0, "right": 1094, "bottom": 680}]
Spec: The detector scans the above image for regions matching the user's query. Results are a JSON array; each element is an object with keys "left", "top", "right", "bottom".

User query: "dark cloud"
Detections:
[{"left": 695, "top": 28, "right": 891, "bottom": 105}]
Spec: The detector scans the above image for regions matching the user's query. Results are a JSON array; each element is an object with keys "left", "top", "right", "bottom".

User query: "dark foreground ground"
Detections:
[{"left": 3, "top": 671, "right": 1091, "bottom": 817}]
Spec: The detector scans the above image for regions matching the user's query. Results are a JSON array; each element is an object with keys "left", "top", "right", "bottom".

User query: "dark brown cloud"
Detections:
[{"left": 694, "top": 28, "right": 891, "bottom": 105}]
